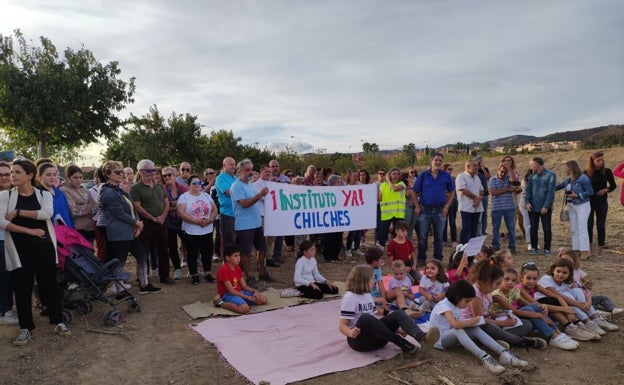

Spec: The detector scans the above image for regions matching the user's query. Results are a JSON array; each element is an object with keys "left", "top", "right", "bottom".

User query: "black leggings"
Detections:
[
  {"left": 182, "top": 232, "right": 213, "bottom": 275},
  {"left": 347, "top": 311, "right": 425, "bottom": 352},
  {"left": 296, "top": 282, "right": 339, "bottom": 299}
]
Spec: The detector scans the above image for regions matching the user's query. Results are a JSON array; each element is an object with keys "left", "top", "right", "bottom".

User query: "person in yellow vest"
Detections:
[{"left": 377, "top": 167, "right": 406, "bottom": 248}]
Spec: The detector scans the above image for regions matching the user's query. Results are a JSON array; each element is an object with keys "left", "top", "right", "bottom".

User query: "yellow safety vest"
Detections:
[{"left": 379, "top": 182, "right": 406, "bottom": 220}]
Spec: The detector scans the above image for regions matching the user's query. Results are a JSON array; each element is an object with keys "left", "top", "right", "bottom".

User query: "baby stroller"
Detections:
[{"left": 56, "top": 225, "right": 141, "bottom": 326}]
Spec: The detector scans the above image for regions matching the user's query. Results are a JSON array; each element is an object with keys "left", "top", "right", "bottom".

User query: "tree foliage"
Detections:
[
  {"left": 0, "top": 30, "right": 135, "bottom": 158},
  {"left": 104, "top": 106, "right": 274, "bottom": 170}
]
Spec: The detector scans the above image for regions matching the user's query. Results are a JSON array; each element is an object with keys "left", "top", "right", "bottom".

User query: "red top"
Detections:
[{"left": 216, "top": 263, "right": 243, "bottom": 296}]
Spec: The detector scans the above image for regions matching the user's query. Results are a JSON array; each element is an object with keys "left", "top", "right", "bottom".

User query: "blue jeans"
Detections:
[
  {"left": 529, "top": 209, "right": 552, "bottom": 251},
  {"left": 417, "top": 206, "right": 445, "bottom": 263},
  {"left": 0, "top": 240, "right": 14, "bottom": 315},
  {"left": 459, "top": 211, "right": 480, "bottom": 244},
  {"left": 478, "top": 197, "right": 489, "bottom": 235},
  {"left": 491, "top": 209, "right": 516, "bottom": 250},
  {"left": 404, "top": 205, "right": 418, "bottom": 241},
  {"left": 519, "top": 303, "right": 556, "bottom": 337}
]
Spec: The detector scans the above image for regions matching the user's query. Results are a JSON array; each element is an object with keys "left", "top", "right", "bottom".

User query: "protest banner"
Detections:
[{"left": 263, "top": 181, "right": 377, "bottom": 236}]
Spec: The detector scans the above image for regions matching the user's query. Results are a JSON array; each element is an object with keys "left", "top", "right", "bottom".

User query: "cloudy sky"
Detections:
[{"left": 2, "top": 0, "right": 623, "bottom": 160}]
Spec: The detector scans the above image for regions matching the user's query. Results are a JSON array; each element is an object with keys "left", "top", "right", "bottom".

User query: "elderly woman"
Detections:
[
  {"left": 99, "top": 161, "right": 161, "bottom": 295},
  {"left": 177, "top": 174, "right": 218, "bottom": 284},
  {"left": 377, "top": 167, "right": 406, "bottom": 248},
  {"left": 162, "top": 166, "right": 186, "bottom": 280},
  {"left": 60, "top": 165, "right": 97, "bottom": 241},
  {"left": 0, "top": 158, "right": 70, "bottom": 346},
  {"left": 555, "top": 160, "right": 594, "bottom": 260}
]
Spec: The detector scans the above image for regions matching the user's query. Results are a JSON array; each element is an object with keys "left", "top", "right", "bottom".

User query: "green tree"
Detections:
[
  {"left": 402, "top": 142, "right": 417, "bottom": 167},
  {"left": 0, "top": 30, "right": 135, "bottom": 158}
]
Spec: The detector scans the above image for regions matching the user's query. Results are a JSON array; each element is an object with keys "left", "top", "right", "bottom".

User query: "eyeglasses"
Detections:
[
  {"left": 190, "top": 180, "right": 202, "bottom": 186},
  {"left": 205, "top": 171, "right": 215, "bottom": 175},
  {"left": 181, "top": 168, "right": 190, "bottom": 172},
  {"left": 113, "top": 170, "right": 124, "bottom": 175},
  {"left": 409, "top": 171, "right": 416, "bottom": 174},
  {"left": 286, "top": 173, "right": 294, "bottom": 177},
  {"left": 142, "top": 169, "right": 155, "bottom": 173},
  {"left": 0, "top": 173, "right": 11, "bottom": 178},
  {"left": 163, "top": 173, "right": 173, "bottom": 178},
  {"left": 125, "top": 171, "right": 134, "bottom": 174},
  {"left": 378, "top": 172, "right": 385, "bottom": 176}
]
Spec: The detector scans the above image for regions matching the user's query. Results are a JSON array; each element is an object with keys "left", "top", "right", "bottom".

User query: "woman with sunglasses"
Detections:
[
  {"left": 162, "top": 167, "right": 187, "bottom": 280},
  {"left": 585, "top": 152, "right": 617, "bottom": 259},
  {"left": 0, "top": 158, "right": 70, "bottom": 345},
  {"left": 100, "top": 161, "right": 160, "bottom": 295},
  {"left": 177, "top": 175, "right": 218, "bottom": 284}
]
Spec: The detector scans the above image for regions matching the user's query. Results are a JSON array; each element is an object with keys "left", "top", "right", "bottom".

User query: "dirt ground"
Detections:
[{"left": 1, "top": 148, "right": 623, "bottom": 385}]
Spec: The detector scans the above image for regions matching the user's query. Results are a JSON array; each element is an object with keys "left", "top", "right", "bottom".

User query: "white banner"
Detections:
[{"left": 263, "top": 182, "right": 377, "bottom": 236}]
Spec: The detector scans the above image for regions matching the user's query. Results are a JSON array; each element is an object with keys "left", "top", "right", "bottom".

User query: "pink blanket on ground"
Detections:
[{"left": 191, "top": 300, "right": 406, "bottom": 385}]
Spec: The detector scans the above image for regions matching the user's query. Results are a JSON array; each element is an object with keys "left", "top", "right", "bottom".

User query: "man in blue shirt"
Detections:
[
  {"left": 215, "top": 157, "right": 237, "bottom": 258},
  {"left": 524, "top": 157, "right": 556, "bottom": 255},
  {"left": 489, "top": 163, "right": 522, "bottom": 252},
  {"left": 231, "top": 159, "right": 274, "bottom": 284},
  {"left": 412, "top": 152, "right": 455, "bottom": 265}
]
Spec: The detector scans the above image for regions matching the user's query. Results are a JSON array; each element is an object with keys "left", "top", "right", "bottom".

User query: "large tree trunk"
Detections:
[{"left": 38, "top": 139, "right": 47, "bottom": 158}]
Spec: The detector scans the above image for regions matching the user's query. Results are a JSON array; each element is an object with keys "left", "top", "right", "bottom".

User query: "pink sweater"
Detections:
[{"left": 614, "top": 162, "right": 624, "bottom": 205}]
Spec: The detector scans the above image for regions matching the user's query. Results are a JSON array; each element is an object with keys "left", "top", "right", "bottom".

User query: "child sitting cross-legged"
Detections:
[
  {"left": 339, "top": 265, "right": 439, "bottom": 356},
  {"left": 215, "top": 245, "right": 268, "bottom": 314},
  {"left": 430, "top": 280, "right": 529, "bottom": 374}
]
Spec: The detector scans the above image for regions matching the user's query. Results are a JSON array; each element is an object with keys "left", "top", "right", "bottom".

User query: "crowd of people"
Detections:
[{"left": 1, "top": 151, "right": 623, "bottom": 364}]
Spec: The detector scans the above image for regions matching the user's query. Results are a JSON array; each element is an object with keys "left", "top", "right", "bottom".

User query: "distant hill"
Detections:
[{"left": 441, "top": 124, "right": 623, "bottom": 149}]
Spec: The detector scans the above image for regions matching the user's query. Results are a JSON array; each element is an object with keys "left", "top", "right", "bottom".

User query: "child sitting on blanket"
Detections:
[
  {"left": 294, "top": 240, "right": 338, "bottom": 299},
  {"left": 387, "top": 260, "right": 417, "bottom": 312},
  {"left": 339, "top": 265, "right": 440, "bottom": 356},
  {"left": 216, "top": 246, "right": 268, "bottom": 314},
  {"left": 365, "top": 247, "right": 391, "bottom": 315}
]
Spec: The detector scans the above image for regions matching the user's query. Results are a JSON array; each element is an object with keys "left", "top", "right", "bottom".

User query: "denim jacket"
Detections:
[
  {"left": 525, "top": 168, "right": 556, "bottom": 212},
  {"left": 100, "top": 183, "right": 140, "bottom": 242},
  {"left": 556, "top": 174, "right": 594, "bottom": 205}
]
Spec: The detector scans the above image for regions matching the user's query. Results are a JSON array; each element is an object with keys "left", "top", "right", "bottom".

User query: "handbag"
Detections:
[{"left": 559, "top": 194, "right": 570, "bottom": 222}]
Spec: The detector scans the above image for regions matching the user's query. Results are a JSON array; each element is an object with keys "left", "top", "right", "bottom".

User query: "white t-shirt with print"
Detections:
[
  {"left": 340, "top": 291, "right": 376, "bottom": 328},
  {"left": 178, "top": 192, "right": 215, "bottom": 235}
]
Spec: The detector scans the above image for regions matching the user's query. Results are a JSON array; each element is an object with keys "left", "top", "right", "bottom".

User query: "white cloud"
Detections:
[{"left": 2, "top": 0, "right": 622, "bottom": 156}]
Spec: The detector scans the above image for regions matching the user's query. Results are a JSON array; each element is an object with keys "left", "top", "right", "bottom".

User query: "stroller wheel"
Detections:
[
  {"left": 102, "top": 310, "right": 113, "bottom": 325},
  {"left": 127, "top": 298, "right": 142, "bottom": 313},
  {"left": 62, "top": 309, "right": 73, "bottom": 324},
  {"left": 106, "top": 310, "right": 122, "bottom": 326}
]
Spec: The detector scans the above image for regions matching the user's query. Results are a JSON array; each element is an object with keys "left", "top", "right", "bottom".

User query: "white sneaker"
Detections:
[
  {"left": 612, "top": 307, "right": 624, "bottom": 319},
  {"left": 585, "top": 320, "right": 606, "bottom": 336},
  {"left": 566, "top": 324, "right": 596, "bottom": 341},
  {"left": 54, "top": 322, "right": 71, "bottom": 336},
  {"left": 180, "top": 260, "right": 188, "bottom": 267},
  {"left": 352, "top": 249, "right": 364, "bottom": 256},
  {"left": 345, "top": 250, "right": 352, "bottom": 258},
  {"left": 496, "top": 339, "right": 511, "bottom": 350},
  {"left": 579, "top": 323, "right": 601, "bottom": 339},
  {"left": 122, "top": 282, "right": 132, "bottom": 290},
  {"left": 173, "top": 269, "right": 182, "bottom": 280},
  {"left": 596, "top": 310, "right": 612, "bottom": 321},
  {"left": 482, "top": 354, "right": 505, "bottom": 374},
  {"left": 499, "top": 350, "right": 529, "bottom": 367},
  {"left": 595, "top": 317, "right": 618, "bottom": 332},
  {"left": 418, "top": 301, "right": 431, "bottom": 313},
  {"left": 13, "top": 329, "right": 31, "bottom": 346},
  {"left": 549, "top": 333, "right": 578, "bottom": 350},
  {"left": 0, "top": 310, "right": 18, "bottom": 325},
  {"left": 280, "top": 288, "right": 301, "bottom": 298},
  {"left": 212, "top": 254, "right": 220, "bottom": 262}
]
